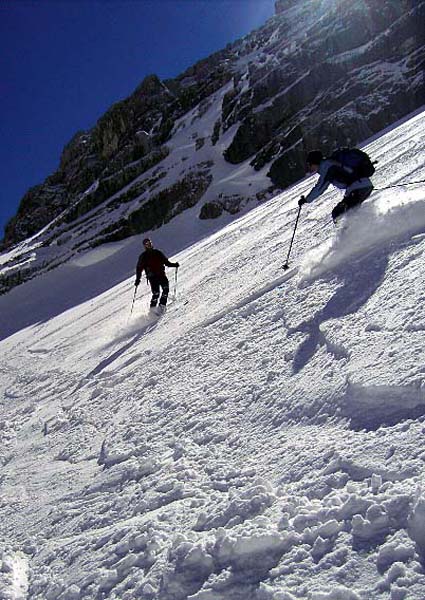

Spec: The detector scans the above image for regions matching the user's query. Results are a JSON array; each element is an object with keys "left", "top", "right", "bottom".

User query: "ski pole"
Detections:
[
  {"left": 129, "top": 285, "right": 137, "bottom": 317},
  {"left": 173, "top": 268, "right": 178, "bottom": 298},
  {"left": 374, "top": 179, "right": 425, "bottom": 190},
  {"left": 283, "top": 204, "right": 302, "bottom": 270}
]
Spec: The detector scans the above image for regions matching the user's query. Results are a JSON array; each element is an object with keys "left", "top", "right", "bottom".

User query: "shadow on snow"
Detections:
[{"left": 289, "top": 248, "right": 390, "bottom": 374}]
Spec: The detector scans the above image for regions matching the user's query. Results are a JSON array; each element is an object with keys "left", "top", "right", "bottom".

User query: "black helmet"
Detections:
[
  {"left": 306, "top": 150, "right": 323, "bottom": 166},
  {"left": 142, "top": 238, "right": 152, "bottom": 247}
]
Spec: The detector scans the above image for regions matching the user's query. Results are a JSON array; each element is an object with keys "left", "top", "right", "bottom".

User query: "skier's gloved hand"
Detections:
[
  {"left": 174, "top": 262, "right": 180, "bottom": 268},
  {"left": 298, "top": 195, "right": 307, "bottom": 207},
  {"left": 135, "top": 279, "right": 140, "bottom": 287}
]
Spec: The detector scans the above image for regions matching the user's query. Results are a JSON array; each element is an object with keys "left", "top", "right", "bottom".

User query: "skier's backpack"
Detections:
[{"left": 330, "top": 147, "right": 376, "bottom": 179}]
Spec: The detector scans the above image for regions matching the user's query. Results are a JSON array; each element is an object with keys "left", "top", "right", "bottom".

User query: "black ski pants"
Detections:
[
  {"left": 148, "top": 274, "right": 169, "bottom": 307},
  {"left": 332, "top": 186, "right": 373, "bottom": 223}
]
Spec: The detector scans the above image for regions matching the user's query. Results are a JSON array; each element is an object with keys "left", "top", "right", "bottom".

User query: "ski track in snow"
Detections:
[{"left": 1, "top": 113, "right": 425, "bottom": 598}]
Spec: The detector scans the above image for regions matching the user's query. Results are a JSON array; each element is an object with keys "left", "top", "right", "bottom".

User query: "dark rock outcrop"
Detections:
[
  {"left": 1, "top": 61, "right": 232, "bottom": 250},
  {"left": 223, "top": 0, "right": 425, "bottom": 188},
  {"left": 91, "top": 170, "right": 213, "bottom": 246}
]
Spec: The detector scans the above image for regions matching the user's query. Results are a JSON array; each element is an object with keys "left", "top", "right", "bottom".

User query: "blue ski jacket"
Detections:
[{"left": 305, "top": 159, "right": 373, "bottom": 204}]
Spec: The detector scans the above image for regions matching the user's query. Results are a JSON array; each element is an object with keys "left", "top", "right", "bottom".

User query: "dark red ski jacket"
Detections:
[{"left": 136, "top": 248, "right": 175, "bottom": 281}]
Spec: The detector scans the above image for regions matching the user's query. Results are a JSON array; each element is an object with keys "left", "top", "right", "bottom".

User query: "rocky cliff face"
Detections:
[{"left": 1, "top": 0, "right": 424, "bottom": 293}]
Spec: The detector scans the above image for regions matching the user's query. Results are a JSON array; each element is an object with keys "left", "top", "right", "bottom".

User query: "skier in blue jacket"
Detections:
[{"left": 298, "top": 150, "right": 374, "bottom": 222}]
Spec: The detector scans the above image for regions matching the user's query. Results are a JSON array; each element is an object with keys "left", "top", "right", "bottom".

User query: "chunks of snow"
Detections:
[
  {"left": 377, "top": 535, "right": 416, "bottom": 572},
  {"left": 311, "top": 588, "right": 361, "bottom": 600},
  {"left": 408, "top": 493, "right": 425, "bottom": 558},
  {"left": 0, "top": 551, "right": 29, "bottom": 600},
  {"left": 194, "top": 484, "right": 276, "bottom": 530}
]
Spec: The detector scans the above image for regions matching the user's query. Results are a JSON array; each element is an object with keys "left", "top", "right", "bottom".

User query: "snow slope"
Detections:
[{"left": 1, "top": 110, "right": 425, "bottom": 599}]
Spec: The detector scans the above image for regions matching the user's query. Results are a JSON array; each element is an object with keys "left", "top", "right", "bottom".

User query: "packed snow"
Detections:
[{"left": 1, "top": 109, "right": 425, "bottom": 599}]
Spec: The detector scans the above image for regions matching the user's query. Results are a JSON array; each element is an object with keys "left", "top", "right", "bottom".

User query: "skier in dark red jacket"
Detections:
[{"left": 135, "top": 238, "right": 179, "bottom": 312}]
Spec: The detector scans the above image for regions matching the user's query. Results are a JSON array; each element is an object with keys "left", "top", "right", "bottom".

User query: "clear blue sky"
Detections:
[{"left": 0, "top": 0, "right": 275, "bottom": 238}]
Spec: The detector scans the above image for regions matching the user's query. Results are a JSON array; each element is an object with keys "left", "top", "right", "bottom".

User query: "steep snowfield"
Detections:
[{"left": 1, "top": 110, "right": 425, "bottom": 599}]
